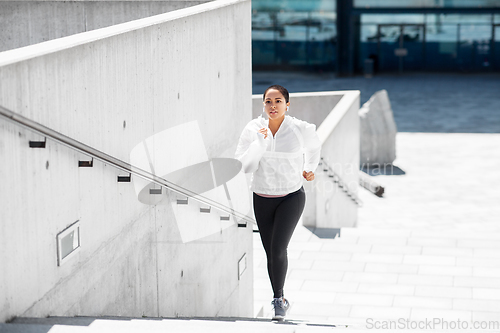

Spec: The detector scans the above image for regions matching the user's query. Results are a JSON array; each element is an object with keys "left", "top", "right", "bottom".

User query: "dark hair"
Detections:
[{"left": 263, "top": 85, "right": 289, "bottom": 103}]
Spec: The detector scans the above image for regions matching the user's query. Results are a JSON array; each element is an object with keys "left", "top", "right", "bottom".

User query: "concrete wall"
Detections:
[
  {"left": 0, "top": 0, "right": 253, "bottom": 322},
  {"left": 252, "top": 91, "right": 360, "bottom": 229},
  {"left": 252, "top": 93, "right": 343, "bottom": 127},
  {"left": 0, "top": 0, "right": 213, "bottom": 52},
  {"left": 313, "top": 91, "right": 360, "bottom": 229}
]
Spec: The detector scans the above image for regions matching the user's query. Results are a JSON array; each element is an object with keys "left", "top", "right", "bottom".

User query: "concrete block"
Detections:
[{"left": 358, "top": 89, "right": 397, "bottom": 167}]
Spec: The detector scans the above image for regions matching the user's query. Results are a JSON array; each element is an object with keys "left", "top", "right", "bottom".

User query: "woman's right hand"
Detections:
[{"left": 258, "top": 127, "right": 268, "bottom": 139}]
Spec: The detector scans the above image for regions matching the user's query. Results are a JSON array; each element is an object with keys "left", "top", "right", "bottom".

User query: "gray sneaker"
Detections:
[{"left": 271, "top": 297, "right": 290, "bottom": 320}]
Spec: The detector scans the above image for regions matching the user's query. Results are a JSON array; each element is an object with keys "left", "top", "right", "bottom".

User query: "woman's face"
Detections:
[{"left": 263, "top": 89, "right": 290, "bottom": 121}]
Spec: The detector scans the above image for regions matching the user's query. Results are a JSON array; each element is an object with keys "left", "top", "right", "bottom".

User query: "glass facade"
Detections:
[
  {"left": 252, "top": 1, "right": 500, "bottom": 73},
  {"left": 252, "top": 0, "right": 336, "bottom": 70},
  {"left": 354, "top": 0, "right": 500, "bottom": 8}
]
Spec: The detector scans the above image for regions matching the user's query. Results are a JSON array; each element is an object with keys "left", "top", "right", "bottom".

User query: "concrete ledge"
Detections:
[{"left": 0, "top": 0, "right": 242, "bottom": 66}]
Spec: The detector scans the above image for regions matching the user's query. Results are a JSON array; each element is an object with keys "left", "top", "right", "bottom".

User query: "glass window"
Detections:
[
  {"left": 460, "top": 24, "right": 492, "bottom": 43},
  {"left": 361, "top": 14, "right": 425, "bottom": 24},
  {"left": 426, "top": 14, "right": 493, "bottom": 24},
  {"left": 360, "top": 25, "right": 378, "bottom": 42},
  {"left": 308, "top": 12, "right": 336, "bottom": 42},
  {"left": 355, "top": 0, "right": 500, "bottom": 7},
  {"left": 274, "top": 12, "right": 308, "bottom": 65},
  {"left": 495, "top": 14, "right": 500, "bottom": 24},
  {"left": 426, "top": 23, "right": 458, "bottom": 42},
  {"left": 252, "top": 0, "right": 334, "bottom": 12},
  {"left": 308, "top": 12, "right": 336, "bottom": 65},
  {"left": 458, "top": 24, "right": 492, "bottom": 70},
  {"left": 276, "top": 12, "right": 308, "bottom": 42}
]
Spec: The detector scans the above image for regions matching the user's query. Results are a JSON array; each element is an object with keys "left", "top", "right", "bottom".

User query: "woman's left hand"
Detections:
[{"left": 303, "top": 171, "right": 315, "bottom": 181}]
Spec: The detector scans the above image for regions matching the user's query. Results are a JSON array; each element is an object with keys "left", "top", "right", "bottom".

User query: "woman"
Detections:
[{"left": 235, "top": 85, "right": 321, "bottom": 320}]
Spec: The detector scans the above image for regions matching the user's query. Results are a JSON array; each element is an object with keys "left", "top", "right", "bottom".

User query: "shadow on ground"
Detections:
[
  {"left": 305, "top": 227, "right": 341, "bottom": 239},
  {"left": 7, "top": 316, "right": 339, "bottom": 330}
]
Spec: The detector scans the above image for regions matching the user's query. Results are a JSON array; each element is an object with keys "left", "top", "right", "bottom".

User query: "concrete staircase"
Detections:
[
  {"left": 1, "top": 316, "right": 340, "bottom": 332},
  {"left": 254, "top": 225, "right": 500, "bottom": 328}
]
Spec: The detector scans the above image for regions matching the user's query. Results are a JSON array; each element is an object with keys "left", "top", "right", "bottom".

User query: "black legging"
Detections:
[{"left": 253, "top": 187, "right": 306, "bottom": 298}]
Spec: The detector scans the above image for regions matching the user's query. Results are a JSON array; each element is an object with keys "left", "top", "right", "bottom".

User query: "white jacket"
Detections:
[{"left": 235, "top": 115, "right": 321, "bottom": 195}]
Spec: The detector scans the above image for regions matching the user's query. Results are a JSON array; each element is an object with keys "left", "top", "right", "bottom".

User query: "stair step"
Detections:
[{"left": 5, "top": 317, "right": 341, "bottom": 333}]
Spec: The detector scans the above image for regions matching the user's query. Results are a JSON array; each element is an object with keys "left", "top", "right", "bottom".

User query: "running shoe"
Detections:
[{"left": 271, "top": 297, "right": 290, "bottom": 320}]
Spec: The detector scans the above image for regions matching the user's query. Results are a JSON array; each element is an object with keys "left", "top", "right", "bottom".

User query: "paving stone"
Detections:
[
  {"left": 351, "top": 253, "right": 404, "bottom": 264},
  {"left": 299, "top": 251, "right": 352, "bottom": 261},
  {"left": 407, "top": 237, "right": 457, "bottom": 247},
  {"left": 349, "top": 305, "right": 411, "bottom": 320},
  {"left": 418, "top": 265, "right": 472, "bottom": 277},
  {"left": 473, "top": 248, "right": 500, "bottom": 259},
  {"left": 409, "top": 308, "right": 472, "bottom": 322},
  {"left": 473, "top": 267, "right": 500, "bottom": 278},
  {"left": 472, "top": 288, "right": 500, "bottom": 300},
  {"left": 453, "top": 299, "right": 500, "bottom": 312},
  {"left": 364, "top": 262, "right": 419, "bottom": 274},
  {"left": 394, "top": 296, "right": 453, "bottom": 309},
  {"left": 301, "top": 281, "right": 359, "bottom": 293},
  {"left": 454, "top": 276, "right": 500, "bottom": 289},
  {"left": 471, "top": 311, "right": 500, "bottom": 323},
  {"left": 343, "top": 271, "right": 399, "bottom": 284},
  {"left": 288, "top": 303, "right": 351, "bottom": 318},
  {"left": 403, "top": 254, "right": 456, "bottom": 266},
  {"left": 415, "top": 285, "right": 472, "bottom": 299},
  {"left": 370, "top": 244, "right": 422, "bottom": 255},
  {"left": 422, "top": 246, "right": 474, "bottom": 257},
  {"left": 320, "top": 242, "right": 372, "bottom": 253},
  {"left": 397, "top": 274, "right": 454, "bottom": 287},
  {"left": 287, "top": 269, "right": 344, "bottom": 281},
  {"left": 334, "top": 292, "right": 394, "bottom": 306},
  {"left": 457, "top": 257, "right": 500, "bottom": 267},
  {"left": 311, "top": 261, "right": 366, "bottom": 272},
  {"left": 357, "top": 283, "right": 415, "bottom": 296}
]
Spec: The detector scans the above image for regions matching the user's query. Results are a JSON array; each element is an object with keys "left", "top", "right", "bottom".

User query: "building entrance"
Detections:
[
  {"left": 494, "top": 25, "right": 500, "bottom": 70},
  {"left": 377, "top": 24, "right": 425, "bottom": 73}
]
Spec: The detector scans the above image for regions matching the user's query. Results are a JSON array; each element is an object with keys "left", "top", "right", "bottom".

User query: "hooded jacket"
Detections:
[{"left": 235, "top": 115, "right": 321, "bottom": 195}]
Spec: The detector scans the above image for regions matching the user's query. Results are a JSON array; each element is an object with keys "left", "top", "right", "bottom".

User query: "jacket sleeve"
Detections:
[
  {"left": 235, "top": 123, "right": 269, "bottom": 173},
  {"left": 301, "top": 121, "right": 322, "bottom": 173}
]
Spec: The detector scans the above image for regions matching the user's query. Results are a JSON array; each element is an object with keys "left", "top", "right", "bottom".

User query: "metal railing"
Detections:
[{"left": 0, "top": 104, "right": 255, "bottom": 225}]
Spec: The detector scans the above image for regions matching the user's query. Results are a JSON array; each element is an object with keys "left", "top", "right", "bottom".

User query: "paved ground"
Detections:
[{"left": 252, "top": 73, "right": 500, "bottom": 330}]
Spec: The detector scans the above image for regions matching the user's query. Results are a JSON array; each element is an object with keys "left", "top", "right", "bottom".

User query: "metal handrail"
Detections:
[{"left": 0, "top": 105, "right": 256, "bottom": 224}]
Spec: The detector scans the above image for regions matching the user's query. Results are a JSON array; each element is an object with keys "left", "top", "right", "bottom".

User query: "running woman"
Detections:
[{"left": 235, "top": 85, "right": 321, "bottom": 320}]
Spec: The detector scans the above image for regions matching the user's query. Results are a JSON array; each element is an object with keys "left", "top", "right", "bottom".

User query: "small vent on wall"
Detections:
[
  {"left": 57, "top": 220, "right": 81, "bottom": 266},
  {"left": 149, "top": 188, "right": 162, "bottom": 195},
  {"left": 29, "top": 138, "right": 46, "bottom": 148}
]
